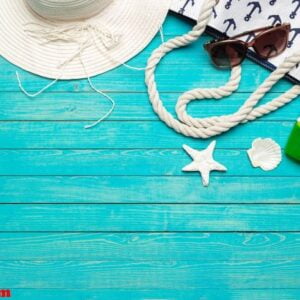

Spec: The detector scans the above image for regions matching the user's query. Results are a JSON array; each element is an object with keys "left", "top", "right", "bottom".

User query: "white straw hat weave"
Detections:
[{"left": 0, "top": 0, "right": 171, "bottom": 79}]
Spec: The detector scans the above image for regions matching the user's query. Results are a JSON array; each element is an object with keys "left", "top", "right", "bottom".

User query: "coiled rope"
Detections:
[{"left": 145, "top": 0, "right": 300, "bottom": 139}]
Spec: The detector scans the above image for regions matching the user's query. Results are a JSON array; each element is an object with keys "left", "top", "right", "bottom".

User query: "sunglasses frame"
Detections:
[{"left": 204, "top": 23, "right": 291, "bottom": 68}]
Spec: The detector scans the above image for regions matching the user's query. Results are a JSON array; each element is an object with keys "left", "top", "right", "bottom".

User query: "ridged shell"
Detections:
[{"left": 247, "top": 138, "right": 282, "bottom": 171}]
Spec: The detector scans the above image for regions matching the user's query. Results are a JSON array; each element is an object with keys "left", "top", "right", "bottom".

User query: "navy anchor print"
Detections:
[
  {"left": 288, "top": 28, "right": 300, "bottom": 48},
  {"left": 225, "top": 0, "right": 234, "bottom": 9},
  {"left": 225, "top": 0, "right": 240, "bottom": 10},
  {"left": 225, "top": 0, "right": 232, "bottom": 9},
  {"left": 244, "top": 2, "right": 262, "bottom": 21},
  {"left": 223, "top": 18, "right": 236, "bottom": 34},
  {"left": 268, "top": 15, "right": 282, "bottom": 26},
  {"left": 290, "top": 0, "right": 300, "bottom": 19},
  {"left": 178, "top": 0, "right": 195, "bottom": 14},
  {"left": 172, "top": 0, "right": 300, "bottom": 83},
  {"left": 212, "top": 7, "right": 217, "bottom": 18},
  {"left": 245, "top": 32, "right": 256, "bottom": 43}
]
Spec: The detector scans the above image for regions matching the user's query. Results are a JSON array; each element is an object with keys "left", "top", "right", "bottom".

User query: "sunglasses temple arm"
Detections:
[{"left": 230, "top": 25, "right": 275, "bottom": 40}]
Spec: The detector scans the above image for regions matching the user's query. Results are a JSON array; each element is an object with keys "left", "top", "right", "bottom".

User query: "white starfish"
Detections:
[{"left": 182, "top": 141, "right": 227, "bottom": 187}]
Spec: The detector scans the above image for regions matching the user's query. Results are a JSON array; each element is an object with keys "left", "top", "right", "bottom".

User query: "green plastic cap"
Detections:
[{"left": 285, "top": 118, "right": 300, "bottom": 162}]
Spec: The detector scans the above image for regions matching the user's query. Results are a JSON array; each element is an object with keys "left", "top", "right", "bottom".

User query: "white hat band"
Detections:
[{"left": 25, "top": 0, "right": 112, "bottom": 21}]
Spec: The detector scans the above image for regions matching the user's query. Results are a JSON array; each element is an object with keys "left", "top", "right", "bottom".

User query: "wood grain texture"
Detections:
[
  {"left": 0, "top": 92, "right": 296, "bottom": 121},
  {"left": 0, "top": 204, "right": 300, "bottom": 232},
  {"left": 1, "top": 59, "right": 293, "bottom": 93},
  {"left": 1, "top": 13, "right": 300, "bottom": 297},
  {"left": 0, "top": 121, "right": 297, "bottom": 149},
  {"left": 4, "top": 288, "right": 300, "bottom": 300},
  {"left": 0, "top": 260, "right": 299, "bottom": 289},
  {"left": 1, "top": 176, "right": 299, "bottom": 203},
  {"left": 0, "top": 233, "right": 299, "bottom": 261},
  {"left": 0, "top": 149, "right": 298, "bottom": 176}
]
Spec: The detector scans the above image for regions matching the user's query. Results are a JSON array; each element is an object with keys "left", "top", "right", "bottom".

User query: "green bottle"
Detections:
[{"left": 285, "top": 118, "right": 300, "bottom": 162}]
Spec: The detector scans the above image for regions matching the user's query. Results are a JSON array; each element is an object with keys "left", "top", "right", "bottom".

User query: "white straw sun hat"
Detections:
[{"left": 0, "top": 0, "right": 172, "bottom": 80}]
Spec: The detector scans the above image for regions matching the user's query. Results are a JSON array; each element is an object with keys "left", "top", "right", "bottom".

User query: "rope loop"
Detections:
[{"left": 145, "top": 0, "right": 300, "bottom": 139}]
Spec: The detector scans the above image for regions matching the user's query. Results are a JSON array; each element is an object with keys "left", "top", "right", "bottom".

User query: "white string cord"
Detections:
[
  {"left": 77, "top": 44, "right": 115, "bottom": 129},
  {"left": 89, "top": 25, "right": 165, "bottom": 72},
  {"left": 17, "top": 22, "right": 120, "bottom": 129},
  {"left": 16, "top": 71, "right": 59, "bottom": 97},
  {"left": 118, "top": 26, "right": 165, "bottom": 71},
  {"left": 16, "top": 57, "right": 115, "bottom": 129},
  {"left": 145, "top": 0, "right": 300, "bottom": 139},
  {"left": 159, "top": 26, "right": 165, "bottom": 43},
  {"left": 17, "top": 22, "right": 165, "bottom": 128}
]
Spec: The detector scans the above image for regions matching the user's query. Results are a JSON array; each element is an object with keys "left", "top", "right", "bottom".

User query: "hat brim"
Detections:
[{"left": 0, "top": 0, "right": 171, "bottom": 79}]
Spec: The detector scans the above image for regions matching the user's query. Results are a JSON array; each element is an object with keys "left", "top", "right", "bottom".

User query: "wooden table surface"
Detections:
[{"left": 0, "top": 14, "right": 300, "bottom": 299}]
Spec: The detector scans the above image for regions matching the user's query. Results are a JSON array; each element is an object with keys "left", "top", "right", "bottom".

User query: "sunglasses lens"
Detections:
[
  {"left": 254, "top": 28, "right": 288, "bottom": 59},
  {"left": 209, "top": 42, "right": 246, "bottom": 68}
]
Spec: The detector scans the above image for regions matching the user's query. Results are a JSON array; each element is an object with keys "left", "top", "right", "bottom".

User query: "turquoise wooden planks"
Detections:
[
  {"left": 0, "top": 233, "right": 299, "bottom": 261},
  {"left": 1, "top": 62, "right": 294, "bottom": 93},
  {"left": 0, "top": 121, "right": 296, "bottom": 149},
  {"left": 1, "top": 176, "right": 299, "bottom": 203},
  {"left": 0, "top": 204, "right": 300, "bottom": 231},
  {"left": 0, "top": 260, "right": 299, "bottom": 289},
  {"left": 0, "top": 37, "right": 262, "bottom": 74},
  {"left": 0, "top": 12, "right": 299, "bottom": 298},
  {"left": 3, "top": 288, "right": 300, "bottom": 300},
  {"left": 0, "top": 92, "right": 297, "bottom": 121},
  {"left": 163, "top": 14, "right": 193, "bottom": 34},
  {"left": 0, "top": 149, "right": 298, "bottom": 176}
]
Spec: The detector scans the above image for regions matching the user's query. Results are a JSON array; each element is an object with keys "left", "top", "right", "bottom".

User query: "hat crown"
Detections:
[{"left": 26, "top": 0, "right": 112, "bottom": 21}]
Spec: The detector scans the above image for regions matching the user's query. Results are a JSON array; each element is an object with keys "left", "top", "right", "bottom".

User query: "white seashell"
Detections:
[{"left": 247, "top": 138, "right": 282, "bottom": 171}]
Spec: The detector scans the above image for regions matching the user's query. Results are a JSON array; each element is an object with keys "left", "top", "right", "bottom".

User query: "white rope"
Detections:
[{"left": 145, "top": 0, "right": 300, "bottom": 139}]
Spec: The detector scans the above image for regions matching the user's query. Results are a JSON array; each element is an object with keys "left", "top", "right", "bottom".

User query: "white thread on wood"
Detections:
[
  {"left": 17, "top": 23, "right": 117, "bottom": 129},
  {"left": 145, "top": 0, "right": 300, "bottom": 139},
  {"left": 17, "top": 22, "right": 166, "bottom": 128}
]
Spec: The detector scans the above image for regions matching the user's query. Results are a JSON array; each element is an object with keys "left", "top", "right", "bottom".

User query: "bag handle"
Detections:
[{"left": 145, "top": 0, "right": 300, "bottom": 139}]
